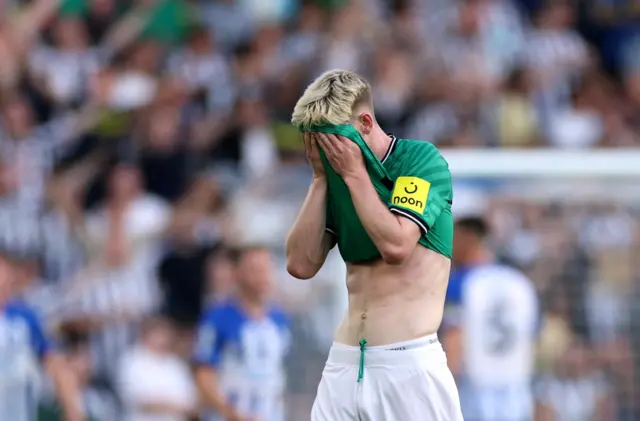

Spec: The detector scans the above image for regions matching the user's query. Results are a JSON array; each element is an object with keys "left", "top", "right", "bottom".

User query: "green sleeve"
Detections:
[
  {"left": 325, "top": 196, "right": 336, "bottom": 236},
  {"left": 387, "top": 147, "right": 452, "bottom": 233}
]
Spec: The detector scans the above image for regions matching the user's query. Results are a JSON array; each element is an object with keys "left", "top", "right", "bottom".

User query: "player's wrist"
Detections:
[
  {"left": 342, "top": 168, "right": 367, "bottom": 187},
  {"left": 311, "top": 175, "right": 327, "bottom": 188}
]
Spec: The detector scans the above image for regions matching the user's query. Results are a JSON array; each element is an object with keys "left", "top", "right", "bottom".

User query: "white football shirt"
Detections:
[{"left": 446, "top": 263, "right": 538, "bottom": 386}]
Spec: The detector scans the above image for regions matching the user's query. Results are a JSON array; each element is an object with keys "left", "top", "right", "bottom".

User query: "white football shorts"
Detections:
[{"left": 311, "top": 333, "right": 463, "bottom": 421}]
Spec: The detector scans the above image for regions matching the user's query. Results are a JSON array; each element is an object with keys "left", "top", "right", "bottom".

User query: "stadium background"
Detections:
[{"left": 0, "top": 0, "right": 639, "bottom": 419}]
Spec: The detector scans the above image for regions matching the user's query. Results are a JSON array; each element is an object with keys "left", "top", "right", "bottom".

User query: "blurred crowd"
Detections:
[{"left": 0, "top": 0, "right": 638, "bottom": 420}]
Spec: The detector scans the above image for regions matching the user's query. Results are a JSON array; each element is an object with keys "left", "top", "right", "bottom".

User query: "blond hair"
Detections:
[{"left": 291, "top": 69, "right": 372, "bottom": 129}]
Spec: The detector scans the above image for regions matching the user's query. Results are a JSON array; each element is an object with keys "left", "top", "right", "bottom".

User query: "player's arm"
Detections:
[
  {"left": 24, "top": 309, "right": 85, "bottom": 421},
  {"left": 344, "top": 172, "right": 422, "bottom": 264},
  {"left": 314, "top": 132, "right": 419, "bottom": 264},
  {"left": 44, "top": 355, "right": 85, "bottom": 421},
  {"left": 192, "top": 316, "right": 244, "bottom": 421},
  {"left": 439, "top": 286, "right": 464, "bottom": 379},
  {"left": 317, "top": 133, "right": 451, "bottom": 264},
  {"left": 195, "top": 367, "right": 246, "bottom": 421},
  {"left": 350, "top": 155, "right": 450, "bottom": 264},
  {"left": 285, "top": 176, "right": 335, "bottom": 279}
]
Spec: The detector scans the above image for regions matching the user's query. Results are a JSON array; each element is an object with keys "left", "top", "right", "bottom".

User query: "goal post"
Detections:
[{"left": 443, "top": 149, "right": 640, "bottom": 178}]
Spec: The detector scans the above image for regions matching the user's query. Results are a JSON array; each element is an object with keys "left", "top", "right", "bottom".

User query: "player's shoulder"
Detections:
[
  {"left": 395, "top": 138, "right": 448, "bottom": 163},
  {"left": 391, "top": 137, "right": 450, "bottom": 177},
  {"left": 466, "top": 263, "right": 535, "bottom": 294},
  {"left": 467, "top": 262, "right": 529, "bottom": 282},
  {"left": 4, "top": 299, "right": 40, "bottom": 320},
  {"left": 3, "top": 300, "right": 43, "bottom": 329},
  {"left": 267, "top": 305, "right": 290, "bottom": 328},
  {"left": 200, "top": 299, "right": 241, "bottom": 325}
]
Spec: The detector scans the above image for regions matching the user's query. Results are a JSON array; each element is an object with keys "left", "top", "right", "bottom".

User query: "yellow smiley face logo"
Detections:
[{"left": 404, "top": 182, "right": 418, "bottom": 194}]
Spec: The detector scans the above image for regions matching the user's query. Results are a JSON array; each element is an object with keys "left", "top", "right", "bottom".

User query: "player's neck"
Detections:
[
  {"left": 369, "top": 126, "right": 393, "bottom": 161},
  {"left": 235, "top": 294, "right": 267, "bottom": 319}
]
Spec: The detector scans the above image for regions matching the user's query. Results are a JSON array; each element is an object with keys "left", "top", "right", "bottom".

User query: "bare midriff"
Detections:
[{"left": 334, "top": 246, "right": 451, "bottom": 347}]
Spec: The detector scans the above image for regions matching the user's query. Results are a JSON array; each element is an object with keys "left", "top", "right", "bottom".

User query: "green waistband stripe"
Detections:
[{"left": 357, "top": 338, "right": 368, "bottom": 383}]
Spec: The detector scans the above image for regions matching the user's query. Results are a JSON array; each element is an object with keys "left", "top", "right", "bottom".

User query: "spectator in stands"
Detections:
[
  {"left": 157, "top": 185, "right": 222, "bottom": 355},
  {"left": 27, "top": 16, "right": 99, "bottom": 108},
  {"left": 117, "top": 316, "right": 197, "bottom": 421},
  {"left": 203, "top": 246, "right": 237, "bottom": 305},
  {"left": 535, "top": 339, "right": 613, "bottom": 421},
  {"left": 194, "top": 246, "right": 290, "bottom": 421},
  {"left": 66, "top": 339, "right": 119, "bottom": 421},
  {"left": 0, "top": 0, "right": 635, "bottom": 418},
  {"left": 80, "top": 160, "right": 169, "bottom": 376},
  {"left": 138, "top": 105, "right": 193, "bottom": 203},
  {"left": 494, "top": 67, "right": 541, "bottom": 148}
]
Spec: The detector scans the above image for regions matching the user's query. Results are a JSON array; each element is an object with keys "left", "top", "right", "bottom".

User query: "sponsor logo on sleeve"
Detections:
[{"left": 391, "top": 176, "right": 430, "bottom": 214}]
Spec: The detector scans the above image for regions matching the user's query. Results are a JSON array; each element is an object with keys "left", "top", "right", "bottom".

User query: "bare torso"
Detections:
[{"left": 334, "top": 246, "right": 451, "bottom": 346}]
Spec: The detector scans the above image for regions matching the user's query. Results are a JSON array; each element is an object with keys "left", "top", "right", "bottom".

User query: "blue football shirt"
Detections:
[
  {"left": 0, "top": 300, "right": 55, "bottom": 421},
  {"left": 194, "top": 299, "right": 291, "bottom": 421}
]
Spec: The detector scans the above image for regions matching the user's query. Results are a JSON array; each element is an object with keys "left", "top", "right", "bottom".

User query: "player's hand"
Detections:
[
  {"left": 303, "top": 132, "right": 325, "bottom": 179},
  {"left": 314, "top": 132, "right": 365, "bottom": 180}
]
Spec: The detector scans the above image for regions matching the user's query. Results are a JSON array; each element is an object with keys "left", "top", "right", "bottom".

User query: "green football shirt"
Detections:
[{"left": 308, "top": 124, "right": 453, "bottom": 263}]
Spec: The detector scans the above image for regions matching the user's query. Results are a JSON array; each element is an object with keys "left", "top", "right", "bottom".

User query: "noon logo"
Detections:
[
  {"left": 391, "top": 176, "right": 430, "bottom": 214},
  {"left": 394, "top": 195, "right": 422, "bottom": 208}
]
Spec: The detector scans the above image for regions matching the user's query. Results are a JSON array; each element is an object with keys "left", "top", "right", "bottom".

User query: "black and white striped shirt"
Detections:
[
  {"left": 39, "top": 211, "right": 86, "bottom": 284},
  {"left": 75, "top": 196, "right": 170, "bottom": 378},
  {"left": 0, "top": 116, "right": 80, "bottom": 209},
  {"left": 0, "top": 200, "right": 85, "bottom": 284},
  {"left": 0, "top": 198, "right": 42, "bottom": 257}
]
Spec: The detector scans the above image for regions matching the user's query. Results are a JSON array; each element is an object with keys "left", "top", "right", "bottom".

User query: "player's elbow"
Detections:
[
  {"left": 379, "top": 218, "right": 423, "bottom": 265},
  {"left": 286, "top": 258, "right": 319, "bottom": 280},
  {"left": 379, "top": 242, "right": 413, "bottom": 265},
  {"left": 284, "top": 236, "right": 322, "bottom": 279}
]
